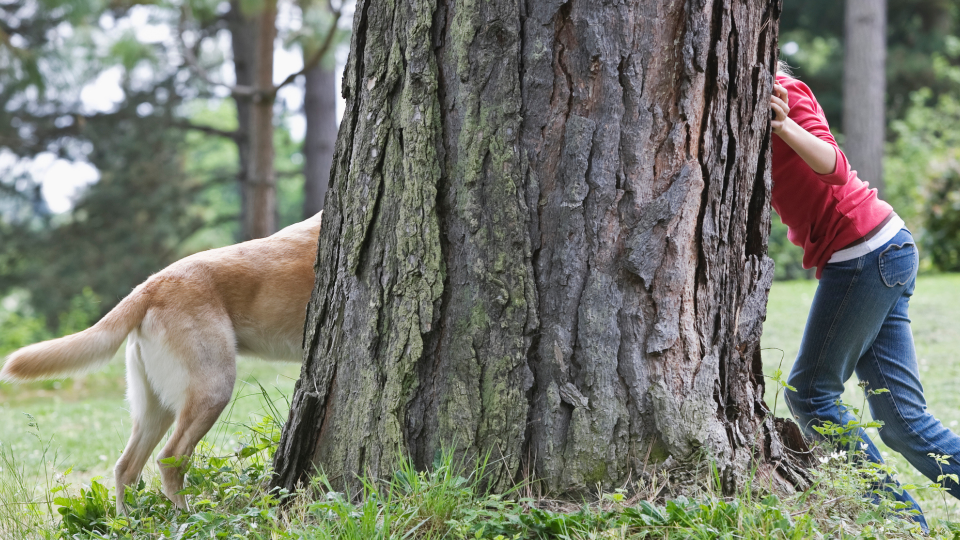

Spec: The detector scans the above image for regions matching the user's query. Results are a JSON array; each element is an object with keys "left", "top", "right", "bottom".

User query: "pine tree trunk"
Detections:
[
  {"left": 303, "top": 65, "right": 338, "bottom": 217},
  {"left": 843, "top": 0, "right": 886, "bottom": 196},
  {"left": 273, "top": 0, "right": 807, "bottom": 496}
]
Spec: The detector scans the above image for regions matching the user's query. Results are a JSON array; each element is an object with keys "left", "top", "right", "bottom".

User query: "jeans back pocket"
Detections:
[{"left": 879, "top": 240, "right": 918, "bottom": 287}]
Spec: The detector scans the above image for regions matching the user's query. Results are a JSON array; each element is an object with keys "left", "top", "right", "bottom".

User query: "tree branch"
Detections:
[
  {"left": 0, "top": 25, "right": 24, "bottom": 53},
  {"left": 170, "top": 120, "right": 240, "bottom": 140},
  {"left": 270, "top": 0, "right": 342, "bottom": 97},
  {"left": 275, "top": 169, "right": 304, "bottom": 179},
  {"left": 178, "top": 4, "right": 257, "bottom": 98}
]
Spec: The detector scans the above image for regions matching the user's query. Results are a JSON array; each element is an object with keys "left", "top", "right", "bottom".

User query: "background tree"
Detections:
[
  {"left": 180, "top": 0, "right": 341, "bottom": 239},
  {"left": 272, "top": 0, "right": 807, "bottom": 495},
  {"left": 843, "top": 0, "right": 887, "bottom": 196},
  {"left": 224, "top": 0, "right": 259, "bottom": 239},
  {"left": 300, "top": 0, "right": 342, "bottom": 217},
  {"left": 301, "top": 64, "right": 336, "bottom": 217}
]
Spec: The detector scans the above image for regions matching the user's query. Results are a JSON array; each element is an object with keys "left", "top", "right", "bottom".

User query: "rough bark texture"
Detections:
[
  {"left": 843, "top": 0, "right": 886, "bottom": 196},
  {"left": 274, "top": 0, "right": 805, "bottom": 496},
  {"left": 303, "top": 65, "right": 338, "bottom": 217}
]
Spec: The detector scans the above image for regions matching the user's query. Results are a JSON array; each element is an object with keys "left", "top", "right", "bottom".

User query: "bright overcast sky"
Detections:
[{"left": 14, "top": 3, "right": 350, "bottom": 213}]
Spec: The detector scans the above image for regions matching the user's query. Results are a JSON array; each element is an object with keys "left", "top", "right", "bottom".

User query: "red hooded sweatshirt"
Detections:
[{"left": 771, "top": 75, "right": 893, "bottom": 278}]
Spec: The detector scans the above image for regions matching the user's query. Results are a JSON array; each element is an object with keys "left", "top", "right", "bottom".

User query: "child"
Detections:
[{"left": 771, "top": 65, "right": 960, "bottom": 530}]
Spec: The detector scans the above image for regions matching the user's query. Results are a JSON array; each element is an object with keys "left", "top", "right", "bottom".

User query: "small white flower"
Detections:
[
  {"left": 819, "top": 456, "right": 830, "bottom": 464},
  {"left": 861, "top": 443, "right": 869, "bottom": 451},
  {"left": 99, "top": 455, "right": 107, "bottom": 461}
]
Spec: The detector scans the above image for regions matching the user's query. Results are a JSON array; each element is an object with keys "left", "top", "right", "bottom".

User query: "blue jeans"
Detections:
[{"left": 785, "top": 228, "right": 960, "bottom": 530}]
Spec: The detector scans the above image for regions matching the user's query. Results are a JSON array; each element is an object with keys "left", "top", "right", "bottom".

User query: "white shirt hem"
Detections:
[{"left": 827, "top": 215, "right": 906, "bottom": 264}]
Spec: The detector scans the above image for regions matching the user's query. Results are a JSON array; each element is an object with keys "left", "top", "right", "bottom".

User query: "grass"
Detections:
[
  {"left": 3, "top": 275, "right": 960, "bottom": 537},
  {"left": 762, "top": 274, "right": 960, "bottom": 525}
]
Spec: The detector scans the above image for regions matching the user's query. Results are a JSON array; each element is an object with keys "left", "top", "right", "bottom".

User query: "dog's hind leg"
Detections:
[
  {"left": 156, "top": 380, "right": 234, "bottom": 508},
  {"left": 148, "top": 321, "right": 237, "bottom": 509},
  {"left": 114, "top": 334, "right": 174, "bottom": 514}
]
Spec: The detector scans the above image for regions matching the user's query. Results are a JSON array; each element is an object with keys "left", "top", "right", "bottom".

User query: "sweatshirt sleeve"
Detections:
[{"left": 783, "top": 79, "right": 850, "bottom": 186}]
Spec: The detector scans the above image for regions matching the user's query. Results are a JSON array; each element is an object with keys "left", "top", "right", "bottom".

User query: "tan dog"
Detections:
[{"left": 0, "top": 212, "right": 321, "bottom": 511}]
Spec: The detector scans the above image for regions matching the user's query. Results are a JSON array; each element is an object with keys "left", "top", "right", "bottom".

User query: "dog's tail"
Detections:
[{"left": 0, "top": 283, "right": 152, "bottom": 382}]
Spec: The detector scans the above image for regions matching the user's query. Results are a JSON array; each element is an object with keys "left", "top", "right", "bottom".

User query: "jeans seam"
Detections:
[
  {"left": 804, "top": 256, "right": 864, "bottom": 402},
  {"left": 869, "top": 342, "right": 958, "bottom": 466}
]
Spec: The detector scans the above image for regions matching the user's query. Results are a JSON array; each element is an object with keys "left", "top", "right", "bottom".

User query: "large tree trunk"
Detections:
[
  {"left": 843, "top": 0, "right": 886, "bottom": 196},
  {"left": 274, "top": 0, "right": 804, "bottom": 496},
  {"left": 302, "top": 65, "right": 338, "bottom": 217}
]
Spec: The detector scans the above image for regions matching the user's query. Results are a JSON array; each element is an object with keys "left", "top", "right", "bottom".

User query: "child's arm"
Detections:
[{"left": 770, "top": 83, "right": 839, "bottom": 176}]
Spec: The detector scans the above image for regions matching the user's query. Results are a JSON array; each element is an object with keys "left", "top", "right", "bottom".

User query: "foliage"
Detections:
[
  {"left": 0, "top": 109, "right": 222, "bottom": 326},
  {"left": 0, "top": 0, "right": 234, "bottom": 324},
  {"left": 779, "top": 0, "right": 960, "bottom": 129},
  {"left": 925, "top": 167, "right": 960, "bottom": 271},
  {"left": 0, "top": 296, "right": 50, "bottom": 357},
  {"left": 0, "top": 287, "right": 101, "bottom": 355},
  {"left": 54, "top": 476, "right": 114, "bottom": 537},
  {"left": 885, "top": 51, "right": 960, "bottom": 271}
]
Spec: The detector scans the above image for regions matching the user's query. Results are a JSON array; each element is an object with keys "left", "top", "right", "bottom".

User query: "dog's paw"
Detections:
[{"left": 162, "top": 488, "right": 188, "bottom": 510}]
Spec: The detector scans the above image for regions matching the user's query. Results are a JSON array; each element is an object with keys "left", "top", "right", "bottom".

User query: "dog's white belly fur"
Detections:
[{"left": 129, "top": 327, "right": 192, "bottom": 413}]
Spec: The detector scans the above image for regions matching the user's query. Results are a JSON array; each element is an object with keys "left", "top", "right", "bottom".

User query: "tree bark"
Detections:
[
  {"left": 302, "top": 65, "right": 338, "bottom": 217},
  {"left": 274, "top": 0, "right": 805, "bottom": 496},
  {"left": 843, "top": 0, "right": 886, "bottom": 196}
]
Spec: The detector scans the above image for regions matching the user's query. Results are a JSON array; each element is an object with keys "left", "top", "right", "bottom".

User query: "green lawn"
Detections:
[{"left": 762, "top": 273, "right": 960, "bottom": 521}]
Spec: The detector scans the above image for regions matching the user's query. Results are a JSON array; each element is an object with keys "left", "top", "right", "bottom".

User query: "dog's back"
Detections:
[{"left": 144, "top": 212, "right": 321, "bottom": 361}]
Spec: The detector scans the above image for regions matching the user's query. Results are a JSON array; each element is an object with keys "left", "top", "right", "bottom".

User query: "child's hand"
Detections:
[{"left": 771, "top": 83, "right": 790, "bottom": 134}]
